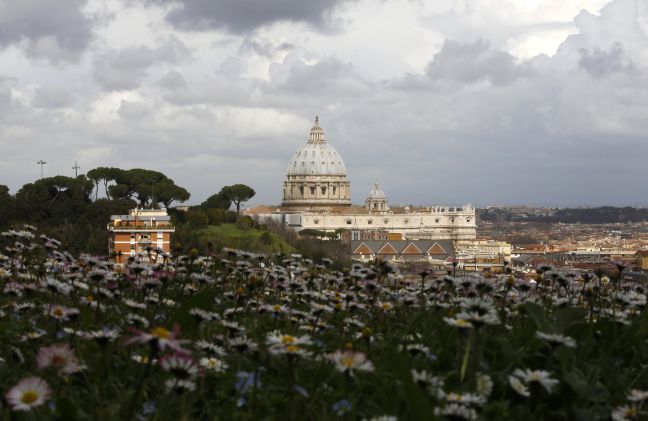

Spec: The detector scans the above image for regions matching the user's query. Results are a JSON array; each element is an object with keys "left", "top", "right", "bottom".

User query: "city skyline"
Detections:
[{"left": 0, "top": 0, "right": 647, "bottom": 207}]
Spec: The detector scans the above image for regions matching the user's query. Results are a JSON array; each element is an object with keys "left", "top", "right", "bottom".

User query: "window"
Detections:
[
  {"left": 346, "top": 219, "right": 352, "bottom": 225},
  {"left": 310, "top": 186, "right": 316, "bottom": 195},
  {"left": 435, "top": 218, "right": 440, "bottom": 223},
  {"left": 299, "top": 186, "right": 304, "bottom": 195},
  {"left": 130, "top": 244, "right": 135, "bottom": 250},
  {"left": 314, "top": 219, "right": 319, "bottom": 225},
  {"left": 368, "top": 219, "right": 373, "bottom": 225},
  {"left": 466, "top": 217, "right": 471, "bottom": 223},
  {"left": 333, "top": 187, "right": 337, "bottom": 194},
  {"left": 384, "top": 218, "right": 389, "bottom": 224},
  {"left": 321, "top": 187, "right": 327, "bottom": 195}
]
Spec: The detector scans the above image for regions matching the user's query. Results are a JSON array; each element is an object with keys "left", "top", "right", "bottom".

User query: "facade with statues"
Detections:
[{"left": 246, "top": 117, "right": 477, "bottom": 241}]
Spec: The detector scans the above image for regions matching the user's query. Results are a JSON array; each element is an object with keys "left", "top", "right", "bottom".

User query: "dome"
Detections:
[
  {"left": 367, "top": 182, "right": 386, "bottom": 199},
  {"left": 286, "top": 117, "right": 348, "bottom": 176}
]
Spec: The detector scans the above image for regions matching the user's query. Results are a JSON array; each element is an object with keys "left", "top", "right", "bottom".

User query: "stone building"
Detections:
[{"left": 247, "top": 116, "right": 477, "bottom": 241}]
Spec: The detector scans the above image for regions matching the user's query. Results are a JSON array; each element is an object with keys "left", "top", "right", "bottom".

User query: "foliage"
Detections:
[
  {"left": 219, "top": 184, "right": 255, "bottom": 218},
  {"left": 201, "top": 192, "right": 231, "bottom": 211},
  {"left": 1, "top": 230, "right": 648, "bottom": 420}
]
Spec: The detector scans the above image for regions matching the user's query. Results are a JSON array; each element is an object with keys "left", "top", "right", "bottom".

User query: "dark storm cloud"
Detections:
[
  {"left": 92, "top": 37, "right": 191, "bottom": 91},
  {"left": 0, "top": 0, "right": 92, "bottom": 61},
  {"left": 426, "top": 39, "right": 533, "bottom": 86},
  {"left": 579, "top": 42, "right": 633, "bottom": 77},
  {"left": 147, "top": 0, "right": 350, "bottom": 33}
]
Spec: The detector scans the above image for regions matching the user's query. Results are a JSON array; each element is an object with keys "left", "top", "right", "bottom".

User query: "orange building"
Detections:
[{"left": 107, "top": 208, "right": 175, "bottom": 264}]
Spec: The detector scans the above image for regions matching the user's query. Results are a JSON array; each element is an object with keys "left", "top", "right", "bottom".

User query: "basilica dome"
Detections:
[
  {"left": 282, "top": 116, "right": 352, "bottom": 209},
  {"left": 287, "top": 119, "right": 347, "bottom": 176}
]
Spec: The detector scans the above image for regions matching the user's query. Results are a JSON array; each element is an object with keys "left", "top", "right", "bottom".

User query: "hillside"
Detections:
[{"left": 196, "top": 223, "right": 295, "bottom": 254}]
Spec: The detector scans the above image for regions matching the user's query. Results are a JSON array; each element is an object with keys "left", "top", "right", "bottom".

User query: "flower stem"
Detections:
[{"left": 460, "top": 330, "right": 473, "bottom": 382}]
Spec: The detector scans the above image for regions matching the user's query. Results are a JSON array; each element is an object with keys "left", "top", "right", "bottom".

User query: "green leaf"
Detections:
[{"left": 523, "top": 302, "right": 551, "bottom": 330}]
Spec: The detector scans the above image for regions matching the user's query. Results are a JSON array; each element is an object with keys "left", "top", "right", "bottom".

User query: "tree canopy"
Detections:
[
  {"left": 201, "top": 191, "right": 232, "bottom": 211},
  {"left": 219, "top": 184, "right": 255, "bottom": 218}
]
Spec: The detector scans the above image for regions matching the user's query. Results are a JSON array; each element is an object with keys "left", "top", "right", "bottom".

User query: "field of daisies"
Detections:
[{"left": 1, "top": 227, "right": 648, "bottom": 420}]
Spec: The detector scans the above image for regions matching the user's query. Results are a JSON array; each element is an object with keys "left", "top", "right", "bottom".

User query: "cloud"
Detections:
[
  {"left": 426, "top": 39, "right": 533, "bottom": 85},
  {"left": 32, "top": 85, "right": 75, "bottom": 109},
  {"left": 147, "top": 0, "right": 351, "bottom": 33},
  {"left": 579, "top": 42, "right": 633, "bottom": 77},
  {"left": 92, "top": 36, "right": 191, "bottom": 91},
  {"left": 0, "top": 0, "right": 92, "bottom": 61}
]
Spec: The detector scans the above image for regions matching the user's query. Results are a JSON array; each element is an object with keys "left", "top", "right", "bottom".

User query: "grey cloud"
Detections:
[
  {"left": 92, "top": 37, "right": 191, "bottom": 91},
  {"left": 147, "top": 0, "right": 350, "bottom": 33},
  {"left": 0, "top": 0, "right": 92, "bottom": 61},
  {"left": 157, "top": 70, "right": 187, "bottom": 89},
  {"left": 426, "top": 39, "right": 532, "bottom": 86},
  {"left": 579, "top": 42, "right": 633, "bottom": 78},
  {"left": 32, "top": 85, "right": 74, "bottom": 109}
]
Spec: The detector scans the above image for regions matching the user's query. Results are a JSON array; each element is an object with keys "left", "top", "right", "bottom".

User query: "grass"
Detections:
[{"left": 197, "top": 223, "right": 295, "bottom": 254}]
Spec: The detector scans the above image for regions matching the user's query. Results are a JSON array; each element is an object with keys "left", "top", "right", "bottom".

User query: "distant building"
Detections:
[
  {"left": 247, "top": 116, "right": 477, "bottom": 241},
  {"left": 108, "top": 208, "right": 175, "bottom": 264},
  {"left": 350, "top": 239, "right": 455, "bottom": 264}
]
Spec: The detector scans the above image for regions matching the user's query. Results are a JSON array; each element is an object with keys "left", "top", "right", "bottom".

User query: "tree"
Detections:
[
  {"left": 220, "top": 184, "right": 255, "bottom": 219},
  {"left": 185, "top": 209, "right": 209, "bottom": 228},
  {"left": 0, "top": 185, "right": 13, "bottom": 228},
  {"left": 155, "top": 181, "right": 190, "bottom": 209},
  {"left": 87, "top": 167, "right": 122, "bottom": 200},
  {"left": 201, "top": 192, "right": 231, "bottom": 210}
]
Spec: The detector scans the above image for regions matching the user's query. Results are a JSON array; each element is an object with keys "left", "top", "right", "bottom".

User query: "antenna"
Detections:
[
  {"left": 37, "top": 160, "right": 47, "bottom": 179},
  {"left": 72, "top": 161, "right": 80, "bottom": 178}
]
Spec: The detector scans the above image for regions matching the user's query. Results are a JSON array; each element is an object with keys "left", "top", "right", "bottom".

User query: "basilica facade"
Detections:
[{"left": 247, "top": 117, "right": 477, "bottom": 241}]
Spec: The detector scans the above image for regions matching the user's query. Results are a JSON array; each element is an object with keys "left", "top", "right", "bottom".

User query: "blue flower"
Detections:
[{"left": 332, "top": 399, "right": 352, "bottom": 416}]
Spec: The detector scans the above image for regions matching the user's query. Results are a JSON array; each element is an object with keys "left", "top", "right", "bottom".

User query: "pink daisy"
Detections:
[{"left": 37, "top": 343, "right": 80, "bottom": 374}]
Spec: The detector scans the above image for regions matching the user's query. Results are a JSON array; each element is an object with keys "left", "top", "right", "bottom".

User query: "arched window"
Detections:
[
  {"left": 321, "top": 186, "right": 327, "bottom": 195},
  {"left": 310, "top": 186, "right": 316, "bottom": 195}
]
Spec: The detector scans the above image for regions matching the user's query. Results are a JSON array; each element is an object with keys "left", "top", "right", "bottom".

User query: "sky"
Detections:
[{"left": 0, "top": 0, "right": 647, "bottom": 207}]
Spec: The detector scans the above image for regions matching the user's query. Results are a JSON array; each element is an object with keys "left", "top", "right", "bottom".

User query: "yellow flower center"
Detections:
[
  {"left": 627, "top": 408, "right": 637, "bottom": 417},
  {"left": 281, "top": 335, "right": 296, "bottom": 345},
  {"left": 86, "top": 295, "right": 94, "bottom": 302},
  {"left": 273, "top": 304, "right": 282, "bottom": 312},
  {"left": 53, "top": 307, "right": 64, "bottom": 317},
  {"left": 151, "top": 327, "right": 170, "bottom": 339},
  {"left": 382, "top": 303, "right": 391, "bottom": 310},
  {"left": 21, "top": 391, "right": 38, "bottom": 404},
  {"left": 340, "top": 356, "right": 355, "bottom": 368},
  {"left": 286, "top": 345, "right": 300, "bottom": 353}
]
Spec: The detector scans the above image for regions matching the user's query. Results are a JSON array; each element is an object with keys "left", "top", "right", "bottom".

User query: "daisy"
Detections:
[
  {"left": 433, "top": 404, "right": 476, "bottom": 420},
  {"left": 200, "top": 357, "right": 228, "bottom": 373},
  {"left": 37, "top": 343, "right": 80, "bottom": 374},
  {"left": 328, "top": 350, "right": 374, "bottom": 375},
  {"left": 165, "top": 379, "right": 196, "bottom": 393},
  {"left": 510, "top": 368, "right": 559, "bottom": 394},
  {"left": 612, "top": 405, "right": 639, "bottom": 421},
  {"left": 628, "top": 389, "right": 648, "bottom": 402},
  {"left": 124, "top": 325, "right": 188, "bottom": 353},
  {"left": 5, "top": 377, "right": 51, "bottom": 411},
  {"left": 536, "top": 332, "right": 577, "bottom": 348},
  {"left": 160, "top": 353, "right": 199, "bottom": 380},
  {"left": 228, "top": 336, "right": 259, "bottom": 354}
]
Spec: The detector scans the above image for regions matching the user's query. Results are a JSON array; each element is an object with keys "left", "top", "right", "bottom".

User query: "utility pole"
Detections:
[
  {"left": 73, "top": 161, "right": 80, "bottom": 178},
  {"left": 37, "top": 160, "right": 46, "bottom": 179}
]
